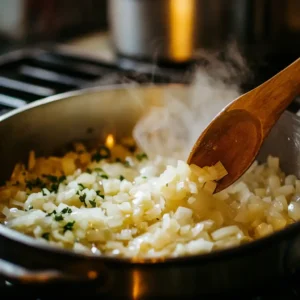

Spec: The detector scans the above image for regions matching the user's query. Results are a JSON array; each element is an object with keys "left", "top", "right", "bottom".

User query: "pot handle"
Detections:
[{"left": 0, "top": 258, "right": 98, "bottom": 284}]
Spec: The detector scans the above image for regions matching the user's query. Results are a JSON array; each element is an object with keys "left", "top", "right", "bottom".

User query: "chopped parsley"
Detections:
[
  {"left": 136, "top": 153, "right": 148, "bottom": 161},
  {"left": 61, "top": 207, "right": 72, "bottom": 214},
  {"left": 54, "top": 214, "right": 64, "bottom": 221},
  {"left": 42, "top": 188, "right": 48, "bottom": 196},
  {"left": 63, "top": 221, "right": 75, "bottom": 233},
  {"left": 78, "top": 183, "right": 86, "bottom": 190},
  {"left": 89, "top": 199, "right": 96, "bottom": 207},
  {"left": 119, "top": 175, "right": 125, "bottom": 181},
  {"left": 86, "top": 168, "right": 92, "bottom": 174},
  {"left": 96, "top": 191, "right": 104, "bottom": 199},
  {"left": 43, "top": 175, "right": 66, "bottom": 184},
  {"left": 42, "top": 175, "right": 53, "bottom": 182},
  {"left": 58, "top": 175, "right": 66, "bottom": 183},
  {"left": 49, "top": 183, "right": 59, "bottom": 193},
  {"left": 26, "top": 175, "right": 66, "bottom": 193},
  {"left": 94, "top": 168, "right": 104, "bottom": 172},
  {"left": 124, "top": 160, "right": 130, "bottom": 167},
  {"left": 25, "top": 205, "right": 33, "bottom": 211},
  {"left": 100, "top": 174, "right": 109, "bottom": 179},
  {"left": 43, "top": 174, "right": 56, "bottom": 182},
  {"left": 79, "top": 193, "right": 87, "bottom": 207},
  {"left": 46, "top": 210, "right": 56, "bottom": 217},
  {"left": 44, "top": 175, "right": 66, "bottom": 193},
  {"left": 91, "top": 146, "right": 111, "bottom": 162},
  {"left": 42, "top": 232, "right": 50, "bottom": 240},
  {"left": 142, "top": 176, "right": 147, "bottom": 179},
  {"left": 115, "top": 158, "right": 130, "bottom": 165},
  {"left": 26, "top": 177, "right": 46, "bottom": 190}
]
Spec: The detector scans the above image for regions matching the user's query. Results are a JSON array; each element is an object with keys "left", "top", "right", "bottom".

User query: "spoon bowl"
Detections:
[
  {"left": 188, "top": 109, "right": 262, "bottom": 193},
  {"left": 188, "top": 58, "right": 300, "bottom": 193}
]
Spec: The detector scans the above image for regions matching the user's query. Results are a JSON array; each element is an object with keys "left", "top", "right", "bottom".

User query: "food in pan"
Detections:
[{"left": 0, "top": 135, "right": 299, "bottom": 258}]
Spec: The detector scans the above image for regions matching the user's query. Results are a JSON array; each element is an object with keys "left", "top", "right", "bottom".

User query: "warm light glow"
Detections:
[
  {"left": 132, "top": 270, "right": 142, "bottom": 300},
  {"left": 88, "top": 270, "right": 98, "bottom": 279},
  {"left": 169, "top": 0, "right": 195, "bottom": 62},
  {"left": 105, "top": 134, "right": 115, "bottom": 149}
]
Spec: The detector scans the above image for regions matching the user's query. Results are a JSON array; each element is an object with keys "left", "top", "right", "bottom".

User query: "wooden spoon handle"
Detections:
[{"left": 227, "top": 58, "right": 300, "bottom": 136}]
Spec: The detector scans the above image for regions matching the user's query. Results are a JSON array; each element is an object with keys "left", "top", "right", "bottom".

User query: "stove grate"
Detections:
[{"left": 0, "top": 47, "right": 189, "bottom": 116}]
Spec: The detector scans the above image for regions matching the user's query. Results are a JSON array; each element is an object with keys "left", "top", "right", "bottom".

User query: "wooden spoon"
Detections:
[{"left": 187, "top": 58, "right": 300, "bottom": 193}]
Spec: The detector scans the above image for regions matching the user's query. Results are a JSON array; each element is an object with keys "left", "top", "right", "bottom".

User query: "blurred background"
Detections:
[
  {"left": 0, "top": 0, "right": 300, "bottom": 59},
  {"left": 0, "top": 0, "right": 108, "bottom": 53},
  {"left": 0, "top": 0, "right": 299, "bottom": 113}
]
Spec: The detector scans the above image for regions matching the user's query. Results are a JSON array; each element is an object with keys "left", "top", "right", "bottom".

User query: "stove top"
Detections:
[
  {"left": 0, "top": 46, "right": 191, "bottom": 116},
  {"left": 0, "top": 45, "right": 300, "bottom": 299},
  {"left": 0, "top": 46, "right": 299, "bottom": 116}
]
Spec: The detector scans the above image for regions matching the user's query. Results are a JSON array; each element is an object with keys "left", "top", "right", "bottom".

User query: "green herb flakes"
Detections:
[
  {"left": 78, "top": 183, "right": 86, "bottom": 190},
  {"left": 25, "top": 205, "right": 33, "bottom": 211},
  {"left": 54, "top": 214, "right": 64, "bottom": 221},
  {"left": 89, "top": 199, "right": 96, "bottom": 207},
  {"left": 46, "top": 210, "right": 56, "bottom": 217},
  {"left": 42, "top": 188, "right": 48, "bottom": 196},
  {"left": 136, "top": 153, "right": 148, "bottom": 161},
  {"left": 119, "top": 175, "right": 125, "bottom": 181},
  {"left": 26, "top": 177, "right": 46, "bottom": 190},
  {"left": 42, "top": 175, "right": 56, "bottom": 182},
  {"left": 42, "top": 232, "right": 50, "bottom": 240},
  {"left": 61, "top": 207, "right": 72, "bottom": 214},
  {"left": 124, "top": 160, "right": 130, "bottom": 167},
  {"left": 49, "top": 183, "right": 59, "bottom": 193},
  {"left": 43, "top": 174, "right": 66, "bottom": 184},
  {"left": 91, "top": 146, "right": 111, "bottom": 162},
  {"left": 79, "top": 193, "right": 87, "bottom": 207},
  {"left": 96, "top": 191, "right": 104, "bottom": 199},
  {"left": 63, "top": 221, "right": 75, "bottom": 233}
]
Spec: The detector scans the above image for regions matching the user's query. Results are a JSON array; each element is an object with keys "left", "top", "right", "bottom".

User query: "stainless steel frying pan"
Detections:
[{"left": 1, "top": 85, "right": 300, "bottom": 298}]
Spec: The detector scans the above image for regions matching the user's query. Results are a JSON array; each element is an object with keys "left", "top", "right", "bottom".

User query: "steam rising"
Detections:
[{"left": 133, "top": 44, "right": 250, "bottom": 160}]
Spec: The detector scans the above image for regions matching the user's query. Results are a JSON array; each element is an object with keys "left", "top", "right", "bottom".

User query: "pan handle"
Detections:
[
  {"left": 0, "top": 258, "right": 83, "bottom": 284},
  {"left": 0, "top": 258, "right": 111, "bottom": 286}
]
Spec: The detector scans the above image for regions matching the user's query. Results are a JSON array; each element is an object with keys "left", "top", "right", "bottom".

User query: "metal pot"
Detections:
[
  {"left": 108, "top": 0, "right": 300, "bottom": 63},
  {"left": 1, "top": 85, "right": 300, "bottom": 298}
]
